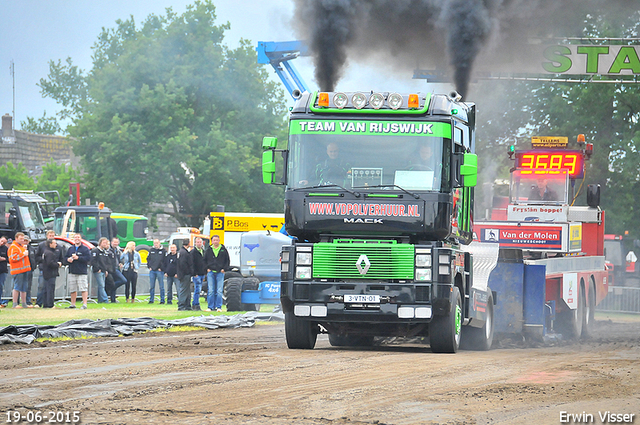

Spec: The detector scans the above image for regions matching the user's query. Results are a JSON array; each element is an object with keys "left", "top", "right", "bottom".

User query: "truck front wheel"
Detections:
[
  {"left": 285, "top": 312, "right": 317, "bottom": 349},
  {"left": 430, "top": 286, "right": 462, "bottom": 353}
]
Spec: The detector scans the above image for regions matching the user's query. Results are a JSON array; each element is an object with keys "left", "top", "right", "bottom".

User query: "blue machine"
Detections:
[
  {"left": 256, "top": 41, "right": 311, "bottom": 99},
  {"left": 241, "top": 281, "right": 281, "bottom": 305},
  {"left": 229, "top": 229, "right": 291, "bottom": 308}
]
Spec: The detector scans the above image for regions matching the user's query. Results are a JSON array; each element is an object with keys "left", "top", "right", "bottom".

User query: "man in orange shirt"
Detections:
[{"left": 9, "top": 232, "right": 32, "bottom": 309}]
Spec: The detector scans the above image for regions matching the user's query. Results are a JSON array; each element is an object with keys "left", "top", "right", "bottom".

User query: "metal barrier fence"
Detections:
[
  {"left": 596, "top": 286, "right": 640, "bottom": 314},
  {"left": 0, "top": 265, "right": 177, "bottom": 304}
]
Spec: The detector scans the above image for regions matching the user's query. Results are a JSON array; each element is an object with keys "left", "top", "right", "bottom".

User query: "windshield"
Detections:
[
  {"left": 18, "top": 201, "right": 45, "bottom": 230},
  {"left": 510, "top": 170, "right": 569, "bottom": 205},
  {"left": 604, "top": 240, "right": 623, "bottom": 266},
  {"left": 287, "top": 119, "right": 451, "bottom": 192},
  {"left": 54, "top": 212, "right": 106, "bottom": 242}
]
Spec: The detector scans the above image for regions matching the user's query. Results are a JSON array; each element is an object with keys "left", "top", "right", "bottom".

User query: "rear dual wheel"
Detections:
[
  {"left": 557, "top": 283, "right": 585, "bottom": 339},
  {"left": 460, "top": 293, "right": 494, "bottom": 351},
  {"left": 581, "top": 282, "right": 596, "bottom": 339}
]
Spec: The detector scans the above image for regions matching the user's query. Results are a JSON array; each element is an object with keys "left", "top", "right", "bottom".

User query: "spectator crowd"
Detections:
[{"left": 0, "top": 231, "right": 230, "bottom": 312}]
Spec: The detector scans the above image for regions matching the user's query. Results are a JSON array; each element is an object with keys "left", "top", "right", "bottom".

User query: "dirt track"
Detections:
[{"left": 1, "top": 318, "right": 639, "bottom": 425}]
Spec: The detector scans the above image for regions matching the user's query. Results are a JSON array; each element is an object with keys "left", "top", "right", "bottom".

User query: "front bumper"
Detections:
[{"left": 281, "top": 280, "right": 453, "bottom": 323}]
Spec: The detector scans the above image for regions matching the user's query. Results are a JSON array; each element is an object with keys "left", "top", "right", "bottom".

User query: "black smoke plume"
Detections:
[
  {"left": 292, "top": 0, "right": 636, "bottom": 97},
  {"left": 294, "top": 0, "right": 358, "bottom": 92},
  {"left": 442, "top": 0, "right": 495, "bottom": 97}
]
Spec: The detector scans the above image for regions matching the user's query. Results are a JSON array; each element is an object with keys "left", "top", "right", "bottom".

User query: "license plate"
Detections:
[{"left": 344, "top": 294, "right": 380, "bottom": 304}]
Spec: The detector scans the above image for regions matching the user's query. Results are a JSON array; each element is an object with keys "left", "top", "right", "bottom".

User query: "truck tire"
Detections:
[
  {"left": 136, "top": 244, "right": 150, "bottom": 264},
  {"left": 581, "top": 282, "right": 596, "bottom": 339},
  {"left": 285, "top": 312, "right": 317, "bottom": 349},
  {"left": 460, "top": 293, "right": 494, "bottom": 351},
  {"left": 241, "top": 277, "right": 260, "bottom": 311},
  {"left": 222, "top": 271, "right": 242, "bottom": 302},
  {"left": 557, "top": 285, "right": 584, "bottom": 339},
  {"left": 225, "top": 277, "right": 244, "bottom": 312},
  {"left": 328, "top": 334, "right": 374, "bottom": 347},
  {"left": 430, "top": 286, "right": 462, "bottom": 353}
]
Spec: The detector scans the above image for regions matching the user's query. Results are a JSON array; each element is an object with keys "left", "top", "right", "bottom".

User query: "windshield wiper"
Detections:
[
  {"left": 353, "top": 184, "right": 421, "bottom": 199},
  {"left": 293, "top": 184, "right": 361, "bottom": 198}
]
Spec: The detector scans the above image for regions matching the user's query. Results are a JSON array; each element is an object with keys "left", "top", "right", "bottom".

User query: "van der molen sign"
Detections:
[{"left": 542, "top": 45, "right": 640, "bottom": 75}]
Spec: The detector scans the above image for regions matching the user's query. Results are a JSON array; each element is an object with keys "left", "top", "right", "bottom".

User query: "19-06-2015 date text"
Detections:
[{"left": 5, "top": 411, "right": 81, "bottom": 423}]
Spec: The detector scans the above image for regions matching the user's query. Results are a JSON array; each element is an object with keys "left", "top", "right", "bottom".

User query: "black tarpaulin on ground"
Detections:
[{"left": 0, "top": 311, "right": 284, "bottom": 345}]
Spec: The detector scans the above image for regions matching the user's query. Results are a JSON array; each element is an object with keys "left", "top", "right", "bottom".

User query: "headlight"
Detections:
[
  {"left": 388, "top": 93, "right": 403, "bottom": 110},
  {"left": 296, "top": 266, "right": 312, "bottom": 280},
  {"left": 333, "top": 92, "right": 348, "bottom": 109},
  {"left": 296, "top": 252, "right": 312, "bottom": 265},
  {"left": 415, "top": 254, "right": 431, "bottom": 267},
  {"left": 439, "top": 254, "right": 450, "bottom": 264},
  {"left": 352, "top": 92, "right": 367, "bottom": 109},
  {"left": 369, "top": 93, "right": 384, "bottom": 109},
  {"left": 415, "top": 268, "right": 432, "bottom": 281}
]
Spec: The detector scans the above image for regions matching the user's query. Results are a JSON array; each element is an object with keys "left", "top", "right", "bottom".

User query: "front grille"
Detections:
[{"left": 312, "top": 240, "right": 414, "bottom": 280}]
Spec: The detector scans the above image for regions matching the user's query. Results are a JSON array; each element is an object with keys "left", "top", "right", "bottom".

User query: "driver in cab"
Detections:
[
  {"left": 528, "top": 178, "right": 558, "bottom": 202},
  {"left": 299, "top": 142, "right": 351, "bottom": 187},
  {"left": 409, "top": 145, "right": 436, "bottom": 171}
]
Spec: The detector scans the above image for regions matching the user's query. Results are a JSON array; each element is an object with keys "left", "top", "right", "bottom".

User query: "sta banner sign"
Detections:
[{"left": 542, "top": 45, "right": 640, "bottom": 76}]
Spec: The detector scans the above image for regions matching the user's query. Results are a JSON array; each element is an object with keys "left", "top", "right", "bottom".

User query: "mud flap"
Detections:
[
  {"left": 523, "top": 264, "right": 546, "bottom": 338},
  {"left": 488, "top": 261, "right": 524, "bottom": 334}
]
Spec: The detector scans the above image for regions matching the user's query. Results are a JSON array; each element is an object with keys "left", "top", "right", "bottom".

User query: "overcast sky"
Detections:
[{"left": 0, "top": 0, "right": 436, "bottom": 129}]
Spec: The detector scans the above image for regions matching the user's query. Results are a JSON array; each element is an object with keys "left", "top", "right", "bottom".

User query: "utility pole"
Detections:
[{"left": 10, "top": 60, "right": 15, "bottom": 129}]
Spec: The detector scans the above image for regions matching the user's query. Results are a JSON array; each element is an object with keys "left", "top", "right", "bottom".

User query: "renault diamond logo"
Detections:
[{"left": 356, "top": 254, "right": 371, "bottom": 275}]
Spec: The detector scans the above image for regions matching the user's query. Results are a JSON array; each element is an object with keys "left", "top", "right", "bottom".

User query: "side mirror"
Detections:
[
  {"left": 460, "top": 153, "right": 478, "bottom": 187},
  {"left": 8, "top": 207, "right": 18, "bottom": 230},
  {"left": 587, "top": 184, "right": 600, "bottom": 208},
  {"left": 262, "top": 137, "right": 278, "bottom": 184}
]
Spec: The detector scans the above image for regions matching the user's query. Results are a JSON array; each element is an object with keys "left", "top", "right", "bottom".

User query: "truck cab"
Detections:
[
  {"left": 0, "top": 190, "right": 48, "bottom": 245},
  {"left": 263, "top": 91, "right": 490, "bottom": 353},
  {"left": 53, "top": 205, "right": 117, "bottom": 246}
]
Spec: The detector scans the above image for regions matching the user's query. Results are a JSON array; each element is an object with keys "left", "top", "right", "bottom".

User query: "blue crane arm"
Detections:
[{"left": 257, "top": 41, "right": 311, "bottom": 98}]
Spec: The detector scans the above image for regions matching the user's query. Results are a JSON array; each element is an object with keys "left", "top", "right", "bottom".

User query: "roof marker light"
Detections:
[
  {"left": 370, "top": 93, "right": 384, "bottom": 109},
  {"left": 318, "top": 92, "right": 329, "bottom": 107},
  {"left": 585, "top": 143, "right": 594, "bottom": 159},
  {"left": 333, "top": 92, "right": 348, "bottom": 109},
  {"left": 388, "top": 93, "right": 403, "bottom": 110},
  {"left": 408, "top": 94, "right": 419, "bottom": 109}
]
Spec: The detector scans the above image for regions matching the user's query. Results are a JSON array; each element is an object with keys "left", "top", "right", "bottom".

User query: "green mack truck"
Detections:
[{"left": 262, "top": 90, "right": 494, "bottom": 353}]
